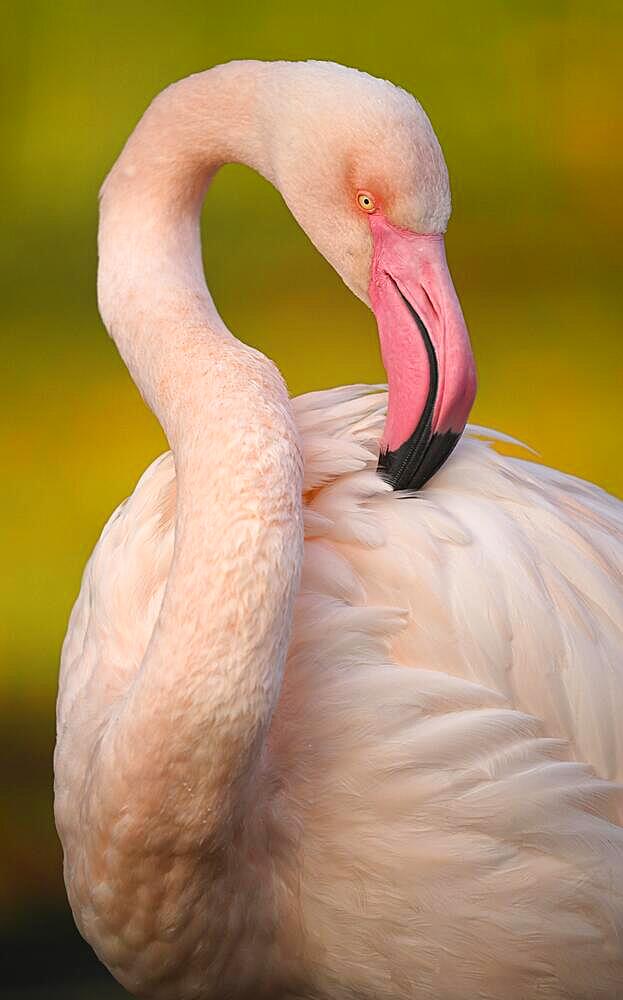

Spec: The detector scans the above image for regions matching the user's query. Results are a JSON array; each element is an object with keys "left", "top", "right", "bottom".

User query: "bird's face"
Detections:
[{"left": 266, "top": 61, "right": 477, "bottom": 490}]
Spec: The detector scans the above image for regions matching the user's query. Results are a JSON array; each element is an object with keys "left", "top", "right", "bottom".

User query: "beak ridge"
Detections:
[
  {"left": 369, "top": 214, "right": 476, "bottom": 491},
  {"left": 377, "top": 281, "right": 461, "bottom": 490}
]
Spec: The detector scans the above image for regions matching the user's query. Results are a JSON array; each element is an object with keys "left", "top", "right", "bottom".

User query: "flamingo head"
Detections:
[{"left": 266, "top": 61, "right": 477, "bottom": 490}]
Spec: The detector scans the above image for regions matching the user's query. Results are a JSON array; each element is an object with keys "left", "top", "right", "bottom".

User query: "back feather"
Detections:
[{"left": 58, "top": 384, "right": 623, "bottom": 999}]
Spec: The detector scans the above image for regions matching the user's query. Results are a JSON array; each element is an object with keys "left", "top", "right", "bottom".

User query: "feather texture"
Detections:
[
  {"left": 58, "top": 385, "right": 623, "bottom": 999},
  {"left": 54, "top": 59, "right": 623, "bottom": 1000}
]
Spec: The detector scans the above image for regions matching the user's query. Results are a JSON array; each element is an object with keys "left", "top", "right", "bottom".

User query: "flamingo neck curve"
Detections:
[{"left": 95, "top": 62, "right": 303, "bottom": 846}]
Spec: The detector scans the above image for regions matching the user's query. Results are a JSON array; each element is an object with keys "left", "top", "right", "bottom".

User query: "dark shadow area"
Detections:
[{"left": 2, "top": 904, "right": 130, "bottom": 998}]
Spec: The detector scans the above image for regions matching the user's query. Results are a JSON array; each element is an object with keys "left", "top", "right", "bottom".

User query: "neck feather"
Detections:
[
  {"left": 98, "top": 61, "right": 274, "bottom": 425},
  {"left": 95, "top": 61, "right": 303, "bottom": 843}
]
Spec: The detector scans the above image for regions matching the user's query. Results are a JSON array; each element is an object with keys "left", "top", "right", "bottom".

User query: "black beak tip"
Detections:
[{"left": 378, "top": 429, "right": 461, "bottom": 492}]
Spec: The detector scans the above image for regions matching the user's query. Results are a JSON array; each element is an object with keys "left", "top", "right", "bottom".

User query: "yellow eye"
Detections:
[{"left": 357, "top": 191, "right": 376, "bottom": 213}]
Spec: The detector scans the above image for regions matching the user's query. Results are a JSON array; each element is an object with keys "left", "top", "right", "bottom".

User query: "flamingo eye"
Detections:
[{"left": 357, "top": 191, "right": 376, "bottom": 213}]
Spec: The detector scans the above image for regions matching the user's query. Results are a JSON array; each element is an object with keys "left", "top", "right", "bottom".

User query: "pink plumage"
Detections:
[{"left": 55, "top": 60, "right": 623, "bottom": 999}]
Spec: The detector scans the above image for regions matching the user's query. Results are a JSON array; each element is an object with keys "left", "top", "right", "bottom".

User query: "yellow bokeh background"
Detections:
[{"left": 2, "top": 2, "right": 621, "bottom": 995}]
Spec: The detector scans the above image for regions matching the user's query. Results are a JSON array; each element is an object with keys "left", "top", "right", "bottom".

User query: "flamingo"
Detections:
[{"left": 54, "top": 60, "right": 623, "bottom": 1000}]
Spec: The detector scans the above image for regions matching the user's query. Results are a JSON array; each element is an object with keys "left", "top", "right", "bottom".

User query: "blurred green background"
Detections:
[{"left": 2, "top": 0, "right": 621, "bottom": 995}]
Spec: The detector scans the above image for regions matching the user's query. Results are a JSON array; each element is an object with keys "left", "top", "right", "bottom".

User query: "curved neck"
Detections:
[
  {"left": 98, "top": 61, "right": 274, "bottom": 432},
  {"left": 95, "top": 63, "right": 303, "bottom": 844}
]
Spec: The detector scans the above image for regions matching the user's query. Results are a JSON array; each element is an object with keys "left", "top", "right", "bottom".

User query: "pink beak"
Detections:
[{"left": 369, "top": 213, "right": 477, "bottom": 491}]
